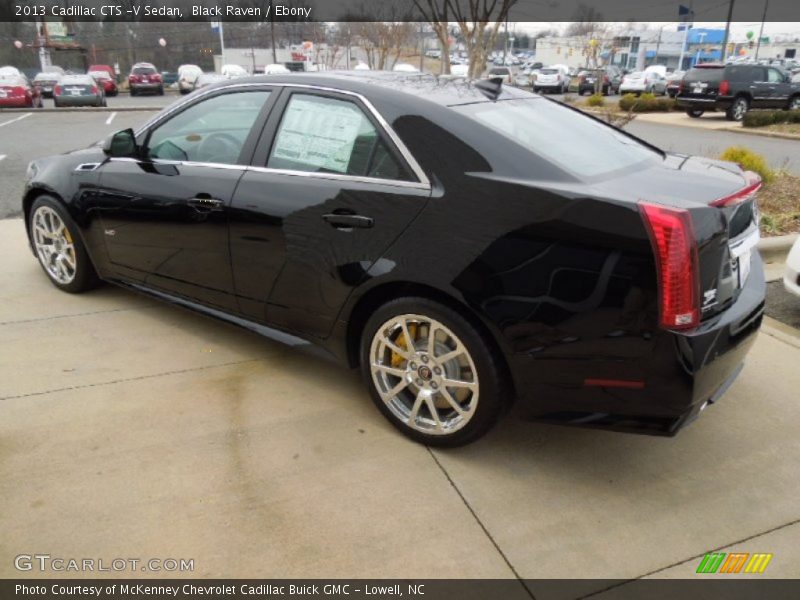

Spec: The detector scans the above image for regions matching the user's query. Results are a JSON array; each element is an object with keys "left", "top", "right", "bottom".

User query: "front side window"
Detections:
[
  {"left": 767, "top": 68, "right": 784, "bottom": 83},
  {"left": 267, "top": 93, "right": 411, "bottom": 181},
  {"left": 147, "top": 90, "right": 270, "bottom": 165}
]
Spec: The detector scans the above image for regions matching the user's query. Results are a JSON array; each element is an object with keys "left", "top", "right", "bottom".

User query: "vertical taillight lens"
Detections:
[
  {"left": 639, "top": 202, "right": 700, "bottom": 330},
  {"left": 719, "top": 80, "right": 730, "bottom": 95},
  {"left": 53, "top": 85, "right": 62, "bottom": 96}
]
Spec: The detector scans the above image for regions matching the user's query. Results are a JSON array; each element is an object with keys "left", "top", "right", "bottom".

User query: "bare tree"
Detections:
[
  {"left": 412, "top": 0, "right": 452, "bottom": 74},
  {"left": 446, "top": 0, "right": 519, "bottom": 78}
]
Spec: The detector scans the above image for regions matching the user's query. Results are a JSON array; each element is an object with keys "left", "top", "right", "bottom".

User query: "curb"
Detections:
[
  {"left": 723, "top": 127, "right": 800, "bottom": 142},
  {"left": 1, "top": 106, "right": 161, "bottom": 113},
  {"left": 758, "top": 234, "right": 798, "bottom": 262}
]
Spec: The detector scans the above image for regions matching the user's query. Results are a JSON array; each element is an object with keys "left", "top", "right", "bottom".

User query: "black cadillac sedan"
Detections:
[{"left": 22, "top": 72, "right": 765, "bottom": 446}]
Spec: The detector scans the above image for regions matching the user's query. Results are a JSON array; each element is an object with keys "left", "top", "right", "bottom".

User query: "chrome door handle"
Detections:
[
  {"left": 322, "top": 213, "right": 374, "bottom": 229},
  {"left": 187, "top": 197, "right": 223, "bottom": 211}
]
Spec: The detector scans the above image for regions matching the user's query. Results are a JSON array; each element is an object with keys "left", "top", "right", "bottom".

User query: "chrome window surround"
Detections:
[{"left": 132, "top": 82, "right": 431, "bottom": 191}]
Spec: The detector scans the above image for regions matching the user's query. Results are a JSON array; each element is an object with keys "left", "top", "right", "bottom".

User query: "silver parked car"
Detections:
[{"left": 53, "top": 74, "right": 106, "bottom": 107}]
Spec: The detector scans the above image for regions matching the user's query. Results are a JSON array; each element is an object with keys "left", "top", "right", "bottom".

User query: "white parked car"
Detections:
[
  {"left": 221, "top": 64, "right": 248, "bottom": 78},
  {"left": 263, "top": 64, "right": 291, "bottom": 75},
  {"left": 619, "top": 71, "right": 648, "bottom": 95},
  {"left": 393, "top": 63, "right": 420, "bottom": 73},
  {"left": 533, "top": 67, "right": 568, "bottom": 93},
  {"left": 177, "top": 64, "right": 202, "bottom": 94},
  {"left": 784, "top": 237, "right": 800, "bottom": 298},
  {"left": 353, "top": 62, "right": 370, "bottom": 71}
]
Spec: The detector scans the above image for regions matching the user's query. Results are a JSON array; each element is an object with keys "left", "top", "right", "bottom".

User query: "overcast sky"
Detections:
[{"left": 513, "top": 22, "right": 800, "bottom": 41}]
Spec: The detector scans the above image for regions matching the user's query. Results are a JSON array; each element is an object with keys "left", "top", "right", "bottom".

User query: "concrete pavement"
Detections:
[{"left": 2, "top": 217, "right": 800, "bottom": 588}]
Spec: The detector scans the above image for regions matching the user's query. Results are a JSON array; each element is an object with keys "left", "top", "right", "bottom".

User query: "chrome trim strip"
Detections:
[
  {"left": 729, "top": 226, "right": 760, "bottom": 260},
  {"left": 133, "top": 81, "right": 430, "bottom": 189},
  {"left": 246, "top": 166, "right": 430, "bottom": 190}
]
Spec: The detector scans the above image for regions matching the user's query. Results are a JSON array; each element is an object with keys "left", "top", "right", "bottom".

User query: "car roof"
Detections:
[{"left": 204, "top": 71, "right": 532, "bottom": 108}]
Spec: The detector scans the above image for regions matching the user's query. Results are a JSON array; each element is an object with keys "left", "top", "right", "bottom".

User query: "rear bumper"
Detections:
[
  {"left": 55, "top": 96, "right": 102, "bottom": 106},
  {"left": 0, "top": 98, "right": 31, "bottom": 107},
  {"left": 514, "top": 252, "right": 765, "bottom": 436},
  {"left": 676, "top": 96, "right": 734, "bottom": 111},
  {"left": 130, "top": 82, "right": 162, "bottom": 92}
]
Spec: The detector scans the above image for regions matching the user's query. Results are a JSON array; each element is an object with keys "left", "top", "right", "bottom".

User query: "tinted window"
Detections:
[
  {"left": 456, "top": 98, "right": 659, "bottom": 178},
  {"left": 133, "top": 67, "right": 156, "bottom": 75},
  {"left": 684, "top": 67, "right": 724, "bottom": 83},
  {"left": 147, "top": 91, "right": 269, "bottom": 165},
  {"left": 267, "top": 93, "right": 411, "bottom": 180}
]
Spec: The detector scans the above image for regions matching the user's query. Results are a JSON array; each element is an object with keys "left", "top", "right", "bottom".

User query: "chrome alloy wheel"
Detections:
[
  {"left": 32, "top": 206, "right": 77, "bottom": 285},
  {"left": 733, "top": 98, "right": 748, "bottom": 120},
  {"left": 369, "top": 314, "right": 479, "bottom": 435}
]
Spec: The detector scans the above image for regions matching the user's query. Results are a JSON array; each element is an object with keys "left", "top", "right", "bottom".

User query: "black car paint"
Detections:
[{"left": 23, "top": 73, "right": 765, "bottom": 436}]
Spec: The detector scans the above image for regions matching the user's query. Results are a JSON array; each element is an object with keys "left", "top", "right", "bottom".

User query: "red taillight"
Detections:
[
  {"left": 53, "top": 85, "right": 62, "bottom": 95},
  {"left": 604, "top": 75, "right": 609, "bottom": 83},
  {"left": 719, "top": 80, "right": 730, "bottom": 95},
  {"left": 12, "top": 86, "right": 26, "bottom": 97},
  {"left": 710, "top": 171, "right": 762, "bottom": 208},
  {"left": 91, "top": 85, "right": 98, "bottom": 94},
  {"left": 639, "top": 202, "right": 700, "bottom": 330},
  {"left": 678, "top": 80, "right": 684, "bottom": 93}
]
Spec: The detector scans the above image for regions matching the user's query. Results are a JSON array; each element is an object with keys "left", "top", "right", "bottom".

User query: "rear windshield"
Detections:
[
  {"left": 684, "top": 67, "right": 724, "bottom": 83},
  {"left": 627, "top": 72, "right": 644, "bottom": 78},
  {"left": 539, "top": 69, "right": 558, "bottom": 74},
  {"left": 133, "top": 67, "right": 156, "bottom": 75},
  {"left": 456, "top": 98, "right": 659, "bottom": 178}
]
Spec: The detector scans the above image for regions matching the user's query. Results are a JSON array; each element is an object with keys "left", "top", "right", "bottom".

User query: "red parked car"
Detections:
[
  {"left": 88, "top": 69, "right": 118, "bottom": 96},
  {"left": 128, "top": 62, "right": 163, "bottom": 96},
  {"left": 0, "top": 74, "right": 43, "bottom": 108}
]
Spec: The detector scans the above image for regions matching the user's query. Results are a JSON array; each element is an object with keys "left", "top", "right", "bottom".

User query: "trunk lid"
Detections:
[
  {"left": 680, "top": 66, "right": 725, "bottom": 99},
  {"left": 594, "top": 153, "right": 761, "bottom": 322}
]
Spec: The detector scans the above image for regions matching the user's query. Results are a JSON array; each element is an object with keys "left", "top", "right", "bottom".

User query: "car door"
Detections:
[
  {"left": 94, "top": 87, "right": 275, "bottom": 310},
  {"left": 766, "top": 67, "right": 790, "bottom": 107},
  {"left": 228, "top": 88, "right": 431, "bottom": 338},
  {"left": 748, "top": 67, "right": 772, "bottom": 108}
]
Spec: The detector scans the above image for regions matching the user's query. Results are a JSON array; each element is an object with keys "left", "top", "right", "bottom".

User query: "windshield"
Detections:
[{"left": 456, "top": 98, "right": 660, "bottom": 178}]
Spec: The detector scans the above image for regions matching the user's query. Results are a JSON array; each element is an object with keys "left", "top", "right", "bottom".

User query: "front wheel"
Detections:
[
  {"left": 726, "top": 96, "right": 749, "bottom": 121},
  {"left": 789, "top": 96, "right": 800, "bottom": 111},
  {"left": 361, "top": 298, "right": 510, "bottom": 447},
  {"left": 29, "top": 197, "right": 99, "bottom": 293},
  {"left": 686, "top": 108, "right": 704, "bottom": 118}
]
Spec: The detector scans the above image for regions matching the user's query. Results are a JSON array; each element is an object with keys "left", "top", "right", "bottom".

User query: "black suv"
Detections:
[{"left": 677, "top": 63, "right": 800, "bottom": 120}]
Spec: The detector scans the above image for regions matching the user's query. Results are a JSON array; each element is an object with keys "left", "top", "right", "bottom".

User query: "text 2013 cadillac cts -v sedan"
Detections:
[{"left": 22, "top": 73, "right": 765, "bottom": 446}]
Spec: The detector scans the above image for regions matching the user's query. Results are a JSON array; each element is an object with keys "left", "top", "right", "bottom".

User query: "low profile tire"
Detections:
[
  {"left": 686, "top": 108, "right": 704, "bottom": 118},
  {"left": 726, "top": 96, "right": 749, "bottom": 121},
  {"left": 789, "top": 96, "right": 800, "bottom": 111},
  {"left": 28, "top": 197, "right": 99, "bottom": 293},
  {"left": 360, "top": 297, "right": 510, "bottom": 447}
]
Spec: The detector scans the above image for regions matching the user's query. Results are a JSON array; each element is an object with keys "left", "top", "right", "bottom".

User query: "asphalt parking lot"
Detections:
[{"left": 2, "top": 99, "right": 800, "bottom": 589}]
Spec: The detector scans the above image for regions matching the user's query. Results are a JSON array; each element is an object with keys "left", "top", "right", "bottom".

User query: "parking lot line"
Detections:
[
  {"left": 0, "top": 113, "right": 32, "bottom": 128},
  {"left": 105, "top": 111, "right": 117, "bottom": 125}
]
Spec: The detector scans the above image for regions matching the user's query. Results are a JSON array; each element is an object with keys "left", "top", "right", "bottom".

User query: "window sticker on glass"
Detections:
[{"left": 271, "top": 96, "right": 367, "bottom": 173}]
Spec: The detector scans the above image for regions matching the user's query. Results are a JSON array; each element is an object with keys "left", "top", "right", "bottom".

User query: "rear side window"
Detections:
[
  {"left": 685, "top": 68, "right": 724, "bottom": 83},
  {"left": 267, "top": 93, "right": 412, "bottom": 181},
  {"left": 456, "top": 98, "right": 659, "bottom": 178}
]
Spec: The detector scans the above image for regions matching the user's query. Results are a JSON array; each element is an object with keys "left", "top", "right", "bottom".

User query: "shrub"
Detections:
[
  {"left": 719, "top": 146, "right": 774, "bottom": 183},
  {"left": 618, "top": 93, "right": 675, "bottom": 112},
  {"left": 586, "top": 93, "right": 605, "bottom": 107},
  {"left": 743, "top": 109, "right": 800, "bottom": 128}
]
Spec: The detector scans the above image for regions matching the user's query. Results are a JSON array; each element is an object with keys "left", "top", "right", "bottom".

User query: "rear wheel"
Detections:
[
  {"left": 686, "top": 108, "right": 704, "bottom": 118},
  {"left": 360, "top": 297, "right": 509, "bottom": 447},
  {"left": 726, "top": 96, "right": 749, "bottom": 121},
  {"left": 789, "top": 96, "right": 800, "bottom": 111},
  {"left": 29, "top": 197, "right": 99, "bottom": 293}
]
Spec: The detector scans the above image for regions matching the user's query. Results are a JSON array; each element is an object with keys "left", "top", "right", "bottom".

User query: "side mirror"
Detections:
[{"left": 103, "top": 128, "right": 138, "bottom": 157}]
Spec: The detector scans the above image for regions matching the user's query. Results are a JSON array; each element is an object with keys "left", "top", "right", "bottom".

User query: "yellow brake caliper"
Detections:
[{"left": 391, "top": 323, "right": 417, "bottom": 367}]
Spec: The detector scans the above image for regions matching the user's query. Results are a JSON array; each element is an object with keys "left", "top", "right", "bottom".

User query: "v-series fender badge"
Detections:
[{"left": 702, "top": 289, "right": 718, "bottom": 311}]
